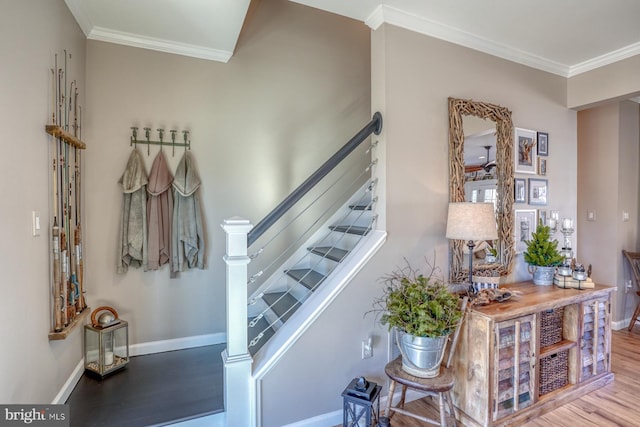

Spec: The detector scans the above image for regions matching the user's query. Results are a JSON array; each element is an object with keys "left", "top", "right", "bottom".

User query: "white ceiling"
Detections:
[{"left": 65, "top": 0, "right": 640, "bottom": 77}]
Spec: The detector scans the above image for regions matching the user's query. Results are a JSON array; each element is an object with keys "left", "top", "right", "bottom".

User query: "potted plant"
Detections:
[
  {"left": 523, "top": 219, "right": 563, "bottom": 285},
  {"left": 369, "top": 259, "right": 462, "bottom": 378},
  {"left": 485, "top": 241, "right": 499, "bottom": 263}
]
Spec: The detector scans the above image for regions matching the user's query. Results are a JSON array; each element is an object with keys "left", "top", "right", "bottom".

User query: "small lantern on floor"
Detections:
[
  {"left": 341, "top": 376, "right": 381, "bottom": 427},
  {"left": 84, "top": 306, "right": 129, "bottom": 377}
]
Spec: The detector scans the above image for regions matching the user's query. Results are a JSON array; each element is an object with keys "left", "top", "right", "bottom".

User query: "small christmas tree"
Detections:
[{"left": 523, "top": 220, "right": 563, "bottom": 267}]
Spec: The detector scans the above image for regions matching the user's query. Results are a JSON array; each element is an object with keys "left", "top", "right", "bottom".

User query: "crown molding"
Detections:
[
  {"left": 568, "top": 41, "right": 640, "bottom": 77},
  {"left": 366, "top": 5, "right": 570, "bottom": 77},
  {"left": 88, "top": 27, "right": 232, "bottom": 63}
]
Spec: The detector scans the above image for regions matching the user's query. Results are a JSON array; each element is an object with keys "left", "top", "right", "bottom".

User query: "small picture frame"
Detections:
[
  {"left": 515, "top": 209, "right": 537, "bottom": 253},
  {"left": 537, "top": 132, "right": 549, "bottom": 156},
  {"left": 538, "top": 209, "right": 547, "bottom": 226},
  {"left": 538, "top": 158, "right": 547, "bottom": 176},
  {"left": 529, "top": 178, "right": 548, "bottom": 206},
  {"left": 514, "top": 178, "right": 526, "bottom": 203},
  {"left": 515, "top": 128, "right": 538, "bottom": 174}
]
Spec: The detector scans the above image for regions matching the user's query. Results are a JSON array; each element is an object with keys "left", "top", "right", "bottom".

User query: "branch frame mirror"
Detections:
[{"left": 448, "top": 98, "right": 515, "bottom": 282}]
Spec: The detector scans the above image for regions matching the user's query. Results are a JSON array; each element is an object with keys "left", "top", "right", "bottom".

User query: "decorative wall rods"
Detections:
[{"left": 130, "top": 126, "right": 191, "bottom": 156}]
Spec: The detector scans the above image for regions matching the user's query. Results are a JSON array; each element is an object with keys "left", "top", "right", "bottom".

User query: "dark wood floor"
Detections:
[{"left": 66, "top": 344, "right": 225, "bottom": 427}]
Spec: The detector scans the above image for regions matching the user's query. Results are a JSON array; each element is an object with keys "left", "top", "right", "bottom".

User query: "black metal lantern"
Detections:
[
  {"left": 84, "top": 306, "right": 129, "bottom": 377},
  {"left": 342, "top": 377, "right": 381, "bottom": 427}
]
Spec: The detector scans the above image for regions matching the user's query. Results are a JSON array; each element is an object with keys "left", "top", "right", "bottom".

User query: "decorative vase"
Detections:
[
  {"left": 528, "top": 265, "right": 556, "bottom": 286},
  {"left": 397, "top": 331, "right": 449, "bottom": 378}
]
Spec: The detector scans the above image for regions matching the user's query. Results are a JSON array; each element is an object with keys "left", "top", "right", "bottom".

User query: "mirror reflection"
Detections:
[{"left": 448, "top": 98, "right": 515, "bottom": 283}]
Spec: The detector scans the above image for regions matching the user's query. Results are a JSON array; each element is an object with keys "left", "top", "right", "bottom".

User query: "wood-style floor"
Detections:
[
  {"left": 66, "top": 344, "right": 225, "bottom": 427},
  {"left": 381, "top": 326, "right": 640, "bottom": 427}
]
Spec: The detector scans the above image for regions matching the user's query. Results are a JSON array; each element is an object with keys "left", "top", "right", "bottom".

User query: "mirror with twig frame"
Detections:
[{"left": 448, "top": 98, "right": 515, "bottom": 282}]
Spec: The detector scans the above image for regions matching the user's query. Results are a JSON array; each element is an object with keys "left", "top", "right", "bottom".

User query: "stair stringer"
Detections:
[{"left": 250, "top": 229, "right": 386, "bottom": 425}]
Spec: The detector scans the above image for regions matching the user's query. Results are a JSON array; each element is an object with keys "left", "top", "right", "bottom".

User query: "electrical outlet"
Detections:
[{"left": 362, "top": 339, "right": 373, "bottom": 359}]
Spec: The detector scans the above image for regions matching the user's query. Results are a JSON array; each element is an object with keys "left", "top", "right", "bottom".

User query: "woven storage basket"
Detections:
[
  {"left": 539, "top": 350, "right": 568, "bottom": 395},
  {"left": 540, "top": 307, "right": 564, "bottom": 348}
]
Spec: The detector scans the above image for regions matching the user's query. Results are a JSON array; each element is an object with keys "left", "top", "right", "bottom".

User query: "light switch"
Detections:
[
  {"left": 587, "top": 210, "right": 596, "bottom": 221},
  {"left": 623, "top": 211, "right": 630, "bottom": 222},
  {"left": 32, "top": 211, "right": 41, "bottom": 236}
]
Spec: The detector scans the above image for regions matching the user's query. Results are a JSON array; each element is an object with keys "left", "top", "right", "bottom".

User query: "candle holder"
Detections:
[{"left": 560, "top": 218, "right": 574, "bottom": 265}]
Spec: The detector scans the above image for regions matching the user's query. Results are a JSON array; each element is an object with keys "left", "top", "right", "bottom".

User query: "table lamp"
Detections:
[{"left": 446, "top": 202, "right": 498, "bottom": 292}]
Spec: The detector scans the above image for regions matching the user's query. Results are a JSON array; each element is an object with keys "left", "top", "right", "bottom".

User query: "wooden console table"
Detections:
[{"left": 452, "top": 281, "right": 615, "bottom": 426}]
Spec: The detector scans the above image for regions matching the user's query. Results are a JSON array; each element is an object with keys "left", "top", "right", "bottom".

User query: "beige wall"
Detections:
[
  {"left": 0, "top": 0, "right": 86, "bottom": 404},
  {"left": 261, "top": 23, "right": 577, "bottom": 426},
  {"left": 83, "top": 0, "right": 371, "bottom": 346},
  {"left": 568, "top": 56, "right": 640, "bottom": 110},
  {"left": 577, "top": 101, "right": 640, "bottom": 323},
  {"left": 0, "top": 0, "right": 371, "bottom": 405}
]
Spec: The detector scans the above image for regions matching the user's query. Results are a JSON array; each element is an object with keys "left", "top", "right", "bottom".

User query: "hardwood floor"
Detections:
[
  {"left": 380, "top": 326, "right": 640, "bottom": 427},
  {"left": 66, "top": 344, "right": 225, "bottom": 427}
]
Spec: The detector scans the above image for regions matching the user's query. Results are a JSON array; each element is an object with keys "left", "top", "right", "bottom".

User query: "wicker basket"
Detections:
[
  {"left": 540, "top": 308, "right": 564, "bottom": 348},
  {"left": 539, "top": 350, "right": 569, "bottom": 395}
]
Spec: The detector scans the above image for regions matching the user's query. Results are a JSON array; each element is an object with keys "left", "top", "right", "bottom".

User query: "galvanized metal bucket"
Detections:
[
  {"left": 396, "top": 330, "right": 449, "bottom": 378},
  {"left": 529, "top": 265, "right": 556, "bottom": 285}
]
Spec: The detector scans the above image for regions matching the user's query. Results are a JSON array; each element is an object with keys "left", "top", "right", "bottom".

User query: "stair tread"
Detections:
[
  {"left": 285, "top": 268, "right": 326, "bottom": 290},
  {"left": 308, "top": 246, "right": 349, "bottom": 262},
  {"left": 329, "top": 225, "right": 371, "bottom": 236},
  {"left": 349, "top": 202, "right": 372, "bottom": 211},
  {"left": 262, "top": 292, "right": 301, "bottom": 322}
]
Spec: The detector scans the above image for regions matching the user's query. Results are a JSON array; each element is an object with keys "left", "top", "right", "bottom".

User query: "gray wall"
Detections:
[
  {"left": 0, "top": 0, "right": 371, "bottom": 404},
  {"left": 0, "top": 0, "right": 86, "bottom": 404},
  {"left": 577, "top": 101, "right": 640, "bottom": 323},
  {"left": 82, "top": 0, "right": 371, "bottom": 347},
  {"left": 261, "top": 23, "right": 579, "bottom": 426}
]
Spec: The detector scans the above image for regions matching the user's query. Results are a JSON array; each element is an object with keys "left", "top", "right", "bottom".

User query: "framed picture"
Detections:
[
  {"left": 529, "top": 178, "right": 548, "bottom": 205},
  {"left": 515, "top": 128, "right": 538, "bottom": 174},
  {"left": 537, "top": 132, "right": 549, "bottom": 156},
  {"left": 514, "top": 178, "right": 526, "bottom": 203},
  {"left": 515, "top": 209, "right": 537, "bottom": 253},
  {"left": 538, "top": 209, "right": 547, "bottom": 226},
  {"left": 538, "top": 158, "right": 547, "bottom": 176}
]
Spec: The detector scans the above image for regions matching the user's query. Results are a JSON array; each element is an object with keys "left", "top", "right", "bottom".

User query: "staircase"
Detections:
[
  {"left": 247, "top": 182, "right": 377, "bottom": 356},
  {"left": 221, "top": 113, "right": 383, "bottom": 427}
]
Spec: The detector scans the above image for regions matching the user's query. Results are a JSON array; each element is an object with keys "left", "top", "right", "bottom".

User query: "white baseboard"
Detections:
[
  {"left": 166, "top": 412, "right": 225, "bottom": 426},
  {"left": 280, "top": 388, "right": 423, "bottom": 427},
  {"left": 54, "top": 333, "right": 227, "bottom": 405},
  {"left": 129, "top": 332, "right": 227, "bottom": 356},
  {"left": 612, "top": 317, "right": 633, "bottom": 330},
  {"left": 52, "top": 359, "right": 85, "bottom": 404}
]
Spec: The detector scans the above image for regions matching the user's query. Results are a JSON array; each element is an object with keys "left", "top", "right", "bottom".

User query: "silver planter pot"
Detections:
[
  {"left": 528, "top": 265, "right": 556, "bottom": 285},
  {"left": 397, "top": 331, "right": 449, "bottom": 378}
]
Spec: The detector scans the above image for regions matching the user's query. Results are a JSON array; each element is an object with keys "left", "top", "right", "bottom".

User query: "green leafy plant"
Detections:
[
  {"left": 523, "top": 220, "right": 563, "bottom": 267},
  {"left": 368, "top": 258, "right": 462, "bottom": 338}
]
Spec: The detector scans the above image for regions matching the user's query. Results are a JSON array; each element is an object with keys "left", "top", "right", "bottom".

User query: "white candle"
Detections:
[
  {"left": 105, "top": 351, "right": 114, "bottom": 366},
  {"left": 548, "top": 218, "right": 556, "bottom": 229},
  {"left": 562, "top": 218, "right": 573, "bottom": 229}
]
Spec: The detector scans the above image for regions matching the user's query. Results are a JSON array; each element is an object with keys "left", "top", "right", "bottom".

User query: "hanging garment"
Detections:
[
  {"left": 147, "top": 150, "right": 174, "bottom": 272},
  {"left": 117, "top": 148, "right": 148, "bottom": 273},
  {"left": 171, "top": 151, "right": 205, "bottom": 273}
]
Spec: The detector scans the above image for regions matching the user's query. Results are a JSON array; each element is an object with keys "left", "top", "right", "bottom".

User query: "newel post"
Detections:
[{"left": 221, "top": 217, "right": 254, "bottom": 427}]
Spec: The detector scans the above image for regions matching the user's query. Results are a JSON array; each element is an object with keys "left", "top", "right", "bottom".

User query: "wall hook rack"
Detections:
[{"left": 130, "top": 126, "right": 191, "bottom": 156}]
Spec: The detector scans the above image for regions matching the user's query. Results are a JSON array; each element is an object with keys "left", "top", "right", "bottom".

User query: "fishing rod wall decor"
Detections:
[
  {"left": 130, "top": 126, "right": 191, "bottom": 156},
  {"left": 46, "top": 49, "right": 90, "bottom": 340}
]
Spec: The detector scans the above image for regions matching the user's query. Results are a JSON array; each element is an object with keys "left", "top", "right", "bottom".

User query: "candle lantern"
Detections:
[
  {"left": 84, "top": 306, "right": 129, "bottom": 377},
  {"left": 341, "top": 377, "right": 381, "bottom": 427},
  {"left": 560, "top": 218, "right": 574, "bottom": 264}
]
